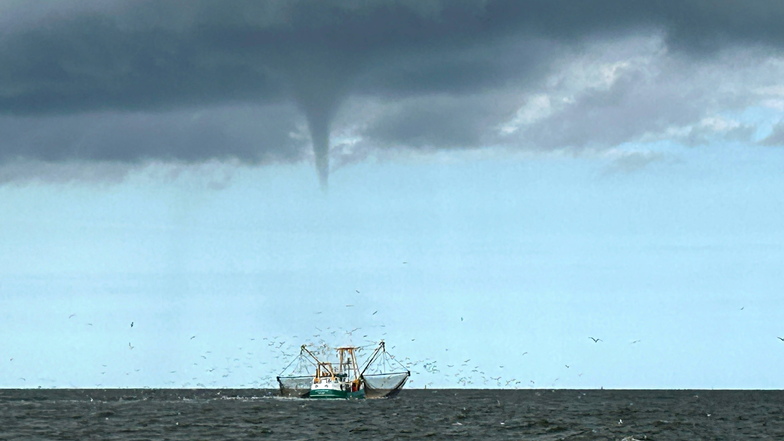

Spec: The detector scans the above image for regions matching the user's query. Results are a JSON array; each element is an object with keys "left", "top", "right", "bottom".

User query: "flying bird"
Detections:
[
  {"left": 589, "top": 337, "right": 602, "bottom": 343},
  {"left": 68, "top": 314, "right": 76, "bottom": 319},
  {"left": 778, "top": 337, "right": 784, "bottom": 341},
  {"left": 130, "top": 322, "right": 134, "bottom": 327}
]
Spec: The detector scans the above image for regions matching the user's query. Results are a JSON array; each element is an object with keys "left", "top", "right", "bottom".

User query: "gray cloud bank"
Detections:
[{"left": 1, "top": 0, "right": 783, "bottom": 184}]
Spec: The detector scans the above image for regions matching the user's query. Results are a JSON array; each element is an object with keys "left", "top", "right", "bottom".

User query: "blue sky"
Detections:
[
  {"left": 3, "top": 145, "right": 783, "bottom": 389},
  {"left": 1, "top": 0, "right": 784, "bottom": 389}
]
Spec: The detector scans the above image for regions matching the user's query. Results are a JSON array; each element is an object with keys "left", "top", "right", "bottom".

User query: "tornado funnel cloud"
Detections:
[
  {"left": 296, "top": 88, "right": 345, "bottom": 190},
  {"left": 306, "top": 112, "right": 331, "bottom": 190},
  {"left": 284, "top": 54, "right": 353, "bottom": 190},
  {"left": 289, "top": 84, "right": 340, "bottom": 190}
]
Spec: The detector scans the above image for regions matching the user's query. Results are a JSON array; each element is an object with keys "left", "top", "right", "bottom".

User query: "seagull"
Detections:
[
  {"left": 68, "top": 314, "right": 76, "bottom": 319},
  {"left": 589, "top": 337, "right": 602, "bottom": 343},
  {"left": 130, "top": 322, "right": 134, "bottom": 328},
  {"left": 778, "top": 337, "right": 784, "bottom": 342},
  {"left": 190, "top": 336, "right": 196, "bottom": 340},
  {"left": 128, "top": 342, "right": 134, "bottom": 350}
]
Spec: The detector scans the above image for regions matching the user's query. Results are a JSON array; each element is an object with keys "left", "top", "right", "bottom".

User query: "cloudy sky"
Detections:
[{"left": 1, "top": 0, "right": 783, "bottom": 389}]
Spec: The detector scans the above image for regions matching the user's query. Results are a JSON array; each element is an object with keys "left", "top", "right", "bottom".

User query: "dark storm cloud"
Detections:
[
  {"left": 654, "top": 1, "right": 784, "bottom": 53},
  {"left": 0, "top": 104, "right": 306, "bottom": 163},
  {"left": 363, "top": 92, "right": 522, "bottom": 150},
  {"left": 1, "top": 0, "right": 783, "bottom": 184}
]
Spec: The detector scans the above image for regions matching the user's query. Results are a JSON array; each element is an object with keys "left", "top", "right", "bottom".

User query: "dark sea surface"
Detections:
[{"left": 1, "top": 388, "right": 782, "bottom": 440}]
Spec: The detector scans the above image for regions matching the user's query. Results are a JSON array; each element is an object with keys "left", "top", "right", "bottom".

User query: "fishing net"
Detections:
[
  {"left": 363, "top": 372, "right": 410, "bottom": 398},
  {"left": 276, "top": 376, "right": 312, "bottom": 398},
  {"left": 361, "top": 344, "right": 410, "bottom": 399},
  {"left": 277, "top": 350, "right": 317, "bottom": 398}
]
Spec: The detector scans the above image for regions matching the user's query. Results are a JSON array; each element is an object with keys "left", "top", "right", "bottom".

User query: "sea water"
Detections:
[{"left": 1, "top": 388, "right": 782, "bottom": 440}]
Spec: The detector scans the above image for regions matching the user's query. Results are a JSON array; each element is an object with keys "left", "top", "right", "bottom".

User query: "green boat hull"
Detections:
[{"left": 309, "top": 388, "right": 365, "bottom": 399}]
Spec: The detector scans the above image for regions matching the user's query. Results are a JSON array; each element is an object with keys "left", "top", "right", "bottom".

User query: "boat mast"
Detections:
[{"left": 336, "top": 346, "right": 360, "bottom": 378}]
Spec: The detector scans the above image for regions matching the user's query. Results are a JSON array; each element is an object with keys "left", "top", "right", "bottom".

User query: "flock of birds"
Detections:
[
  {"left": 8, "top": 314, "right": 297, "bottom": 389},
  {"left": 6, "top": 299, "right": 784, "bottom": 389}
]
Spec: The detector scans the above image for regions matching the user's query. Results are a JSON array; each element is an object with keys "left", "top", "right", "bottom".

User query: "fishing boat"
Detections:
[
  {"left": 308, "top": 346, "right": 365, "bottom": 399},
  {"left": 277, "top": 341, "right": 410, "bottom": 399}
]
